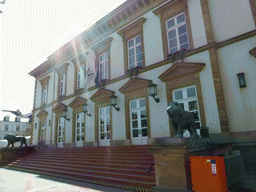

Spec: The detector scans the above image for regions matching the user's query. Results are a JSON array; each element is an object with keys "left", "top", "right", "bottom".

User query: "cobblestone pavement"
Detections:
[{"left": 0, "top": 168, "right": 133, "bottom": 192}]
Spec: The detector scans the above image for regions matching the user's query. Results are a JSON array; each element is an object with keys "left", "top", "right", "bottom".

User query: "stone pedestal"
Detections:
[
  {"left": 150, "top": 137, "right": 232, "bottom": 192},
  {"left": 0, "top": 146, "right": 36, "bottom": 165}
]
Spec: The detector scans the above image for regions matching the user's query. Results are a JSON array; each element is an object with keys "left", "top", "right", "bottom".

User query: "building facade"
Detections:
[
  {"left": 0, "top": 112, "right": 31, "bottom": 147},
  {"left": 29, "top": 0, "right": 256, "bottom": 147}
]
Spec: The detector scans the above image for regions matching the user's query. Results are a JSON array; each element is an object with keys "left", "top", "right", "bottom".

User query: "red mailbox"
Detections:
[{"left": 190, "top": 156, "right": 229, "bottom": 192}]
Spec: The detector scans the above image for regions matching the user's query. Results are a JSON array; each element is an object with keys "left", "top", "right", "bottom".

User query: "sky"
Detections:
[{"left": 0, "top": 0, "right": 126, "bottom": 115}]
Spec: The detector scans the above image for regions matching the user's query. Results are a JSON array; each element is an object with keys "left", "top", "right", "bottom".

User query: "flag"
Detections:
[
  {"left": 86, "top": 54, "right": 96, "bottom": 82},
  {"left": 95, "top": 70, "right": 99, "bottom": 88}
]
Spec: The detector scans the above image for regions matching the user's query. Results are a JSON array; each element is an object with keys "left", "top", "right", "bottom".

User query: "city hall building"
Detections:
[{"left": 29, "top": 0, "right": 256, "bottom": 147}]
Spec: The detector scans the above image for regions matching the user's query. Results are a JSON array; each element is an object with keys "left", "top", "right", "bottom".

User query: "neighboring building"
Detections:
[
  {"left": 0, "top": 111, "right": 31, "bottom": 142},
  {"left": 29, "top": 0, "right": 256, "bottom": 147}
]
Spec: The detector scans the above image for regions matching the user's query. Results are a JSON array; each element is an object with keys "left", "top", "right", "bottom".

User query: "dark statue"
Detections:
[
  {"left": 167, "top": 101, "right": 198, "bottom": 138},
  {"left": 4, "top": 134, "right": 28, "bottom": 147}
]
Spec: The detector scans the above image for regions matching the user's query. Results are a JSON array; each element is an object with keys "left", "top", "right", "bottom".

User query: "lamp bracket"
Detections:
[
  {"left": 112, "top": 105, "right": 120, "bottom": 111},
  {"left": 152, "top": 95, "right": 160, "bottom": 103}
]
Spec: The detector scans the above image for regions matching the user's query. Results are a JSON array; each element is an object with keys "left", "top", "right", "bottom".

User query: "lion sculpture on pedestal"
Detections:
[
  {"left": 167, "top": 101, "right": 199, "bottom": 138},
  {"left": 4, "top": 134, "right": 28, "bottom": 147}
]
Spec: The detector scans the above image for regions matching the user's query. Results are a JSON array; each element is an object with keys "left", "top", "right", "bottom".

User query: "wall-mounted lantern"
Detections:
[
  {"left": 148, "top": 83, "right": 160, "bottom": 103},
  {"left": 237, "top": 73, "right": 246, "bottom": 88},
  {"left": 62, "top": 109, "right": 70, "bottom": 121},
  {"left": 83, "top": 103, "right": 91, "bottom": 117},
  {"left": 110, "top": 95, "right": 120, "bottom": 111}
]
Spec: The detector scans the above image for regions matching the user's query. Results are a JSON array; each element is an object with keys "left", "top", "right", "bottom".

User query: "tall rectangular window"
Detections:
[
  {"left": 60, "top": 74, "right": 66, "bottom": 96},
  {"left": 16, "top": 125, "right": 20, "bottom": 131},
  {"left": 128, "top": 35, "right": 142, "bottom": 69},
  {"left": 76, "top": 112, "right": 85, "bottom": 142},
  {"left": 172, "top": 85, "right": 200, "bottom": 129},
  {"left": 4, "top": 125, "right": 9, "bottom": 131},
  {"left": 77, "top": 66, "right": 86, "bottom": 89},
  {"left": 99, "top": 52, "right": 109, "bottom": 81},
  {"left": 130, "top": 98, "right": 148, "bottom": 139},
  {"left": 166, "top": 12, "right": 189, "bottom": 54},
  {"left": 42, "top": 85, "right": 48, "bottom": 104},
  {"left": 40, "top": 123, "right": 46, "bottom": 140},
  {"left": 99, "top": 106, "right": 111, "bottom": 141}
]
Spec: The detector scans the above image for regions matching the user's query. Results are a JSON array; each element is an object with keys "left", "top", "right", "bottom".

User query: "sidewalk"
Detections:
[{"left": 0, "top": 168, "right": 133, "bottom": 192}]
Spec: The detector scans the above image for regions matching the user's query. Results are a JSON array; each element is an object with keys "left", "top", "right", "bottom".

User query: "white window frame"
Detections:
[
  {"left": 172, "top": 85, "right": 201, "bottom": 131},
  {"left": 40, "top": 122, "right": 46, "bottom": 141},
  {"left": 58, "top": 117, "right": 65, "bottom": 145},
  {"left": 76, "top": 112, "right": 85, "bottom": 143},
  {"left": 60, "top": 74, "right": 66, "bottom": 96},
  {"left": 166, "top": 12, "right": 189, "bottom": 54},
  {"left": 130, "top": 98, "right": 148, "bottom": 139},
  {"left": 16, "top": 125, "right": 20, "bottom": 131},
  {"left": 99, "top": 52, "right": 109, "bottom": 81},
  {"left": 99, "top": 106, "right": 111, "bottom": 142},
  {"left": 42, "top": 85, "right": 48, "bottom": 104},
  {"left": 77, "top": 66, "right": 86, "bottom": 89},
  {"left": 128, "top": 35, "right": 143, "bottom": 69},
  {"left": 15, "top": 117, "right": 21, "bottom": 122},
  {"left": 4, "top": 116, "right": 9, "bottom": 121},
  {"left": 4, "top": 124, "right": 9, "bottom": 131}
]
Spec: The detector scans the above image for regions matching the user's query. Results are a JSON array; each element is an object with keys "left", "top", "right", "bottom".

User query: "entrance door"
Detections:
[
  {"left": 130, "top": 98, "right": 148, "bottom": 145},
  {"left": 75, "top": 112, "right": 85, "bottom": 147},
  {"left": 40, "top": 122, "right": 46, "bottom": 141},
  {"left": 57, "top": 117, "right": 65, "bottom": 147},
  {"left": 99, "top": 106, "right": 111, "bottom": 146}
]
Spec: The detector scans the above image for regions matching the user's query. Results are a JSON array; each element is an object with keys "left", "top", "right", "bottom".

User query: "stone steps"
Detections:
[{"left": 6, "top": 145, "right": 156, "bottom": 191}]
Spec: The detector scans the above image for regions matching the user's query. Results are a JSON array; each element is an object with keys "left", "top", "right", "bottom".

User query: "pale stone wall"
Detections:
[
  {"left": 218, "top": 37, "right": 256, "bottom": 132},
  {"left": 143, "top": 11, "right": 164, "bottom": 66},
  {"left": 188, "top": 0, "right": 207, "bottom": 48},
  {"left": 110, "top": 33, "right": 125, "bottom": 79},
  {"left": 188, "top": 51, "right": 222, "bottom": 133},
  {"left": 208, "top": 0, "right": 255, "bottom": 42}
]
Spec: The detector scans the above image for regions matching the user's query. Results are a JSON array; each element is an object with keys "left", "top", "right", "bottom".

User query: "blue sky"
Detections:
[{"left": 0, "top": 0, "right": 126, "bottom": 115}]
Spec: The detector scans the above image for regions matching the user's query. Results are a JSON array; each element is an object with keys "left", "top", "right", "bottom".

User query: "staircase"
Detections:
[{"left": 6, "top": 145, "right": 156, "bottom": 191}]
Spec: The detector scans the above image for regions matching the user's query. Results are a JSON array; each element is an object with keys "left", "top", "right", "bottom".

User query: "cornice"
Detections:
[
  {"left": 90, "top": 88, "right": 115, "bottom": 102},
  {"left": 249, "top": 47, "right": 256, "bottom": 58},
  {"left": 90, "top": 37, "right": 114, "bottom": 54},
  {"left": 47, "top": 0, "right": 168, "bottom": 63},
  {"left": 159, "top": 62, "right": 206, "bottom": 82},
  {"left": 53, "top": 103, "right": 68, "bottom": 113},
  {"left": 119, "top": 77, "right": 152, "bottom": 94},
  {"left": 69, "top": 97, "right": 87, "bottom": 108},
  {"left": 29, "top": 60, "right": 54, "bottom": 78}
]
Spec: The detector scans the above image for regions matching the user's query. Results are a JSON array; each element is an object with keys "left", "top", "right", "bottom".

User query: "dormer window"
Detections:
[
  {"left": 4, "top": 116, "right": 9, "bottom": 121},
  {"left": 15, "top": 117, "right": 21, "bottom": 122}
]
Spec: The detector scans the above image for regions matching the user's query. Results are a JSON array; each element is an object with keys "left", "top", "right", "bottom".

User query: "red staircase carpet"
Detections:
[{"left": 6, "top": 145, "right": 156, "bottom": 191}]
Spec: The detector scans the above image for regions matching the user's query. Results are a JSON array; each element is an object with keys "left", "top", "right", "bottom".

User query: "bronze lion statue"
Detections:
[
  {"left": 4, "top": 134, "right": 28, "bottom": 147},
  {"left": 167, "top": 101, "right": 199, "bottom": 138}
]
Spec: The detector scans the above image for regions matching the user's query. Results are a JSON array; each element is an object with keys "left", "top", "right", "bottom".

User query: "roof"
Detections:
[
  {"left": 29, "top": 0, "right": 168, "bottom": 78},
  {"left": 0, "top": 112, "right": 29, "bottom": 123}
]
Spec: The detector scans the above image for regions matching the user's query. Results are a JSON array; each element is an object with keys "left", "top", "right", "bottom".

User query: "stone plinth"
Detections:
[
  {"left": 150, "top": 137, "right": 232, "bottom": 192},
  {"left": 0, "top": 147, "right": 36, "bottom": 165}
]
